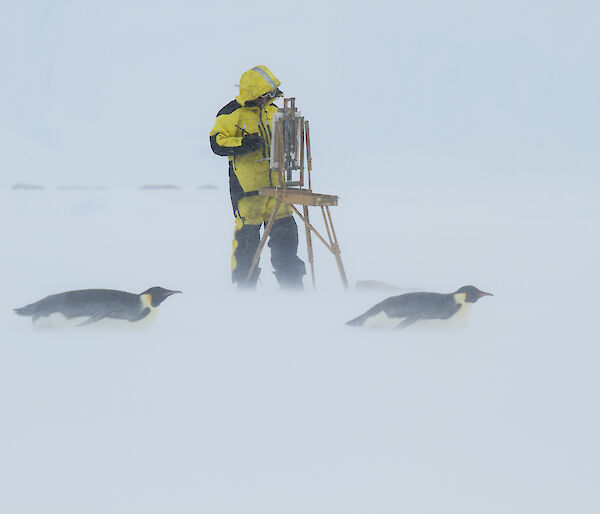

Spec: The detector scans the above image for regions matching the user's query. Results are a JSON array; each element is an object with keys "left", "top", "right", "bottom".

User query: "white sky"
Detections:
[{"left": 1, "top": 0, "right": 599, "bottom": 187}]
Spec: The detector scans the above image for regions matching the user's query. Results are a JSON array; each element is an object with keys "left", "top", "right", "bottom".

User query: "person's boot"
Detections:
[
  {"left": 274, "top": 270, "right": 304, "bottom": 290},
  {"left": 233, "top": 267, "right": 261, "bottom": 290}
]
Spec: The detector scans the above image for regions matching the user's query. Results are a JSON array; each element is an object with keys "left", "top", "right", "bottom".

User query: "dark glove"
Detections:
[{"left": 241, "top": 133, "right": 265, "bottom": 151}]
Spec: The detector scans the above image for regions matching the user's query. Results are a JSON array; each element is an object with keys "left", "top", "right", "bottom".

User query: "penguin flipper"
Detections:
[
  {"left": 129, "top": 307, "right": 150, "bottom": 322},
  {"left": 77, "top": 312, "right": 106, "bottom": 326},
  {"left": 444, "top": 303, "right": 462, "bottom": 319},
  {"left": 394, "top": 317, "right": 418, "bottom": 330}
]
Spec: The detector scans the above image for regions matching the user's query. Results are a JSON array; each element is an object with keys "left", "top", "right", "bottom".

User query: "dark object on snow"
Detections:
[
  {"left": 14, "top": 287, "right": 181, "bottom": 329},
  {"left": 355, "top": 280, "right": 402, "bottom": 292},
  {"left": 12, "top": 183, "right": 45, "bottom": 190},
  {"left": 139, "top": 185, "right": 181, "bottom": 190},
  {"left": 57, "top": 185, "right": 109, "bottom": 191},
  {"left": 346, "top": 285, "right": 493, "bottom": 330}
]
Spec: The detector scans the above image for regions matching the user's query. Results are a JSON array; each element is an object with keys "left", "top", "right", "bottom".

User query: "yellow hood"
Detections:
[{"left": 235, "top": 65, "right": 281, "bottom": 106}]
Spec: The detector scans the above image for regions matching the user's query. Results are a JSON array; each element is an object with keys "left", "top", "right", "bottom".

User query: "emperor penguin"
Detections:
[
  {"left": 346, "top": 285, "right": 493, "bottom": 330},
  {"left": 14, "top": 286, "right": 181, "bottom": 329}
]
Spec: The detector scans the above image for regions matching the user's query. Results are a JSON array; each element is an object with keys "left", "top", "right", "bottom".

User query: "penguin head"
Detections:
[
  {"left": 140, "top": 286, "right": 182, "bottom": 307},
  {"left": 455, "top": 285, "right": 493, "bottom": 303}
]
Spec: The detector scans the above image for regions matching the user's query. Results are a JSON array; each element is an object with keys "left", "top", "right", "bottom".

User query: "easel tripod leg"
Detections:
[
  {"left": 303, "top": 205, "right": 316, "bottom": 289},
  {"left": 321, "top": 206, "right": 349, "bottom": 289}
]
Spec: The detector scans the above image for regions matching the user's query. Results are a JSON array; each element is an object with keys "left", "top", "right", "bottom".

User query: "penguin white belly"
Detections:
[
  {"left": 363, "top": 311, "right": 407, "bottom": 329},
  {"left": 362, "top": 303, "right": 472, "bottom": 331},
  {"left": 33, "top": 313, "right": 85, "bottom": 329},
  {"left": 32, "top": 309, "right": 158, "bottom": 330}
]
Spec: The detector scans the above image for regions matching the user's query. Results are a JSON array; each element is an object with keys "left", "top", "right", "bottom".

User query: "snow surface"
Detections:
[
  {"left": 2, "top": 1, "right": 600, "bottom": 513},
  {"left": 2, "top": 184, "right": 599, "bottom": 514}
]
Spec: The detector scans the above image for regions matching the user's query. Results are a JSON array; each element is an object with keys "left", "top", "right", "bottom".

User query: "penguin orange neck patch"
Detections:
[
  {"left": 141, "top": 293, "right": 153, "bottom": 308},
  {"left": 454, "top": 292, "right": 467, "bottom": 305}
]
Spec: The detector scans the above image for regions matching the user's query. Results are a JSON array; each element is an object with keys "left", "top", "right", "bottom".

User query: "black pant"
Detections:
[{"left": 232, "top": 216, "right": 306, "bottom": 288}]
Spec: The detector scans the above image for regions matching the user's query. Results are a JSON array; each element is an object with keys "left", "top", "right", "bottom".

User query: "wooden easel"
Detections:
[{"left": 245, "top": 98, "right": 348, "bottom": 289}]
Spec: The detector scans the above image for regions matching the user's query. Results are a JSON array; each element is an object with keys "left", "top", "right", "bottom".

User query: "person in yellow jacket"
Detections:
[{"left": 209, "top": 65, "right": 306, "bottom": 289}]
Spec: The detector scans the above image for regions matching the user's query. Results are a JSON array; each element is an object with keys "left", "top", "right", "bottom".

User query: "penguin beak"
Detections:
[
  {"left": 167, "top": 290, "right": 182, "bottom": 296},
  {"left": 479, "top": 290, "right": 493, "bottom": 297}
]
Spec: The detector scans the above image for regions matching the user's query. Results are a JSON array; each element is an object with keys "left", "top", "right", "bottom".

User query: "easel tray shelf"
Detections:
[{"left": 258, "top": 187, "right": 338, "bottom": 207}]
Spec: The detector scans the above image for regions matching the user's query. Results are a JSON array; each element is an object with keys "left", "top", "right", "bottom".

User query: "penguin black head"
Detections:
[
  {"left": 454, "top": 285, "right": 493, "bottom": 303},
  {"left": 140, "top": 286, "right": 182, "bottom": 307}
]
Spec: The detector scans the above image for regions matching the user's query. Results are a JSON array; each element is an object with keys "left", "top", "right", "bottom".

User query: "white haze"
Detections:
[{"left": 1, "top": 1, "right": 599, "bottom": 513}]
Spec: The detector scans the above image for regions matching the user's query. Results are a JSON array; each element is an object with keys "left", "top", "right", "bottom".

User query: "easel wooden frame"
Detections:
[{"left": 244, "top": 98, "right": 348, "bottom": 289}]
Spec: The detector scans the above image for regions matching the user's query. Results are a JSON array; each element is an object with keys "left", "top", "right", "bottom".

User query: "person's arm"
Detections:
[
  {"left": 209, "top": 102, "right": 264, "bottom": 156},
  {"left": 210, "top": 132, "right": 264, "bottom": 156}
]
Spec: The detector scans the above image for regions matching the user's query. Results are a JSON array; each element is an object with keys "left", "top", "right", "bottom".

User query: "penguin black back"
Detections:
[
  {"left": 15, "top": 289, "right": 140, "bottom": 321},
  {"left": 347, "top": 292, "right": 460, "bottom": 327},
  {"left": 346, "top": 285, "right": 493, "bottom": 329},
  {"left": 14, "top": 286, "right": 181, "bottom": 327}
]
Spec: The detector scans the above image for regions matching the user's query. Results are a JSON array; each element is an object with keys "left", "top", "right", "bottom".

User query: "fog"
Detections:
[
  {"left": 1, "top": 1, "right": 599, "bottom": 513},
  {"left": 2, "top": 0, "right": 598, "bottom": 189}
]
